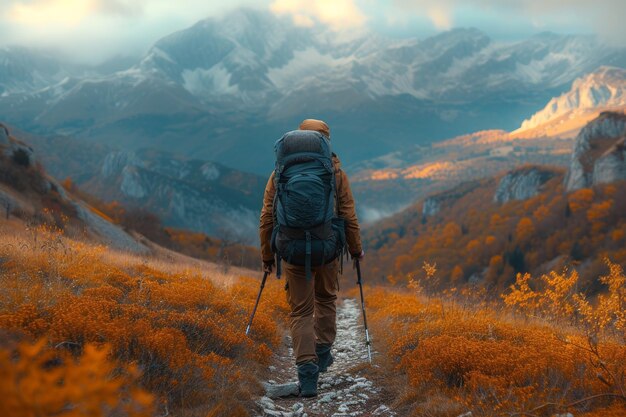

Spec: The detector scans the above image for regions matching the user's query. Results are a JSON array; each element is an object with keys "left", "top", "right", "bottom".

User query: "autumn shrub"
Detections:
[
  {"left": 365, "top": 177, "right": 626, "bottom": 290},
  {"left": 0, "top": 339, "right": 153, "bottom": 417},
  {"left": 0, "top": 225, "right": 288, "bottom": 416},
  {"left": 366, "top": 261, "right": 626, "bottom": 417}
]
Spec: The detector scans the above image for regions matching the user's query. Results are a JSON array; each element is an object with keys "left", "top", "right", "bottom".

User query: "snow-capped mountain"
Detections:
[
  {"left": 0, "top": 47, "right": 73, "bottom": 95},
  {"left": 514, "top": 66, "right": 626, "bottom": 137},
  {"left": 136, "top": 12, "right": 626, "bottom": 113},
  {"left": 2, "top": 8, "right": 626, "bottom": 173}
]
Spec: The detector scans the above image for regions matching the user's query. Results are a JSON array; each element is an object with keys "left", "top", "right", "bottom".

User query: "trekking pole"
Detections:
[
  {"left": 245, "top": 271, "right": 269, "bottom": 336},
  {"left": 355, "top": 259, "right": 372, "bottom": 363}
]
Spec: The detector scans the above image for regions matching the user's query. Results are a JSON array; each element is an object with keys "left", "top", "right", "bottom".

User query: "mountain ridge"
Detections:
[
  {"left": 513, "top": 66, "right": 626, "bottom": 138},
  {"left": 2, "top": 8, "right": 625, "bottom": 173},
  {"left": 5, "top": 126, "right": 266, "bottom": 242},
  {"left": 0, "top": 123, "right": 148, "bottom": 253}
]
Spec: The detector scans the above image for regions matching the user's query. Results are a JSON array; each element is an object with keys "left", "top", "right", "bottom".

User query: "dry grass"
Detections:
[
  {"left": 360, "top": 266, "right": 626, "bottom": 417},
  {"left": 0, "top": 218, "right": 289, "bottom": 417}
]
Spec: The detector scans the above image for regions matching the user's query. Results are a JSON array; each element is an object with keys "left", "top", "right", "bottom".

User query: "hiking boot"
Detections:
[
  {"left": 316, "top": 343, "right": 334, "bottom": 373},
  {"left": 297, "top": 361, "right": 319, "bottom": 398}
]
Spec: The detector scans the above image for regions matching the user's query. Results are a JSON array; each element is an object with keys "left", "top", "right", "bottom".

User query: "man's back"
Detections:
[{"left": 258, "top": 119, "right": 363, "bottom": 398}]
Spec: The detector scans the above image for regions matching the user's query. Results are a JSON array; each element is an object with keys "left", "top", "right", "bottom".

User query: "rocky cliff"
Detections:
[
  {"left": 92, "top": 149, "right": 265, "bottom": 242},
  {"left": 494, "top": 167, "right": 558, "bottom": 203},
  {"left": 565, "top": 112, "right": 626, "bottom": 191}
]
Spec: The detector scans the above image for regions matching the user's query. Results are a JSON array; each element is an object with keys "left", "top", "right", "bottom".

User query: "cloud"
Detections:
[
  {"left": 270, "top": 0, "right": 367, "bottom": 29},
  {"left": 0, "top": 0, "right": 261, "bottom": 63},
  {"left": 426, "top": 5, "right": 452, "bottom": 30},
  {"left": 6, "top": 0, "right": 142, "bottom": 25},
  {"left": 388, "top": 0, "right": 626, "bottom": 43},
  {"left": 8, "top": 0, "right": 98, "bottom": 26},
  {"left": 0, "top": 0, "right": 623, "bottom": 64}
]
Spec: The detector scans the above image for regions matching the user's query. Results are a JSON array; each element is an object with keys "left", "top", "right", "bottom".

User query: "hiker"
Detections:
[{"left": 259, "top": 119, "right": 364, "bottom": 397}]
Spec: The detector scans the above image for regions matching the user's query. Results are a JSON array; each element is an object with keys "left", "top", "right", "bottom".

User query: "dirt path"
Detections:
[{"left": 254, "top": 298, "right": 396, "bottom": 417}]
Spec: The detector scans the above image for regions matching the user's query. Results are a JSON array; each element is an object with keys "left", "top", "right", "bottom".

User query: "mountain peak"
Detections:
[{"left": 515, "top": 66, "right": 626, "bottom": 136}]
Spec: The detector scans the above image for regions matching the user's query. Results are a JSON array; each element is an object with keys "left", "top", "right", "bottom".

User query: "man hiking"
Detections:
[{"left": 259, "top": 119, "right": 364, "bottom": 398}]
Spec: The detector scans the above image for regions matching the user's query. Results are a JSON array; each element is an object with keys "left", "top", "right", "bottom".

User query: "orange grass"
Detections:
[
  {"left": 0, "top": 221, "right": 289, "bottom": 417},
  {"left": 364, "top": 260, "right": 626, "bottom": 417}
]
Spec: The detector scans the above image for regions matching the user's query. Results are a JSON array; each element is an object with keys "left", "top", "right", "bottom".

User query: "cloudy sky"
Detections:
[{"left": 1, "top": 0, "right": 623, "bottom": 63}]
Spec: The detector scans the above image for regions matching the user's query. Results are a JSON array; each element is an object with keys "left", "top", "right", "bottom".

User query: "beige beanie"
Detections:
[{"left": 299, "top": 119, "right": 330, "bottom": 139}]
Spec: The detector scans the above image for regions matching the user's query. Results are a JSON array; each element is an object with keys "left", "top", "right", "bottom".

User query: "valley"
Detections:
[{"left": 1, "top": 5, "right": 626, "bottom": 417}]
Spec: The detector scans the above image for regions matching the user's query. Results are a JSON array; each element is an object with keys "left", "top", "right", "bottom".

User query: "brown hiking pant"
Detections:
[{"left": 284, "top": 259, "right": 339, "bottom": 364}]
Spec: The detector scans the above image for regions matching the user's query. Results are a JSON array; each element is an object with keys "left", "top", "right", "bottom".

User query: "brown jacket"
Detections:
[{"left": 259, "top": 154, "right": 362, "bottom": 262}]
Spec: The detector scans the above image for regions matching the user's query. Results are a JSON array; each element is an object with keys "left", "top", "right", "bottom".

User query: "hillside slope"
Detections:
[
  {"left": 7, "top": 126, "right": 266, "bottom": 242},
  {"left": 351, "top": 69, "right": 626, "bottom": 221},
  {"left": 364, "top": 113, "right": 626, "bottom": 290},
  {"left": 0, "top": 123, "right": 147, "bottom": 253}
]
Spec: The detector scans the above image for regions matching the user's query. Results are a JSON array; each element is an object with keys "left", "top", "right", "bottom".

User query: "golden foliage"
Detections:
[
  {"left": 0, "top": 225, "right": 289, "bottom": 416},
  {"left": 503, "top": 259, "right": 626, "bottom": 336},
  {"left": 365, "top": 178, "right": 626, "bottom": 290},
  {"left": 0, "top": 339, "right": 153, "bottom": 417},
  {"left": 366, "top": 260, "right": 626, "bottom": 417}
]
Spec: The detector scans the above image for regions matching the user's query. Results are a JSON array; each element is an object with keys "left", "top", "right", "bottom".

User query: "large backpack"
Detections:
[{"left": 271, "top": 130, "right": 346, "bottom": 279}]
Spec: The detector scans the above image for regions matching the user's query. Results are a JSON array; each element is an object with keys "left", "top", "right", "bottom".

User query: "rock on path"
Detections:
[{"left": 255, "top": 298, "right": 396, "bottom": 417}]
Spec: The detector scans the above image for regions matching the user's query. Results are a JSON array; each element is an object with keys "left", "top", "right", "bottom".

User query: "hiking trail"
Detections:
[{"left": 254, "top": 298, "right": 396, "bottom": 417}]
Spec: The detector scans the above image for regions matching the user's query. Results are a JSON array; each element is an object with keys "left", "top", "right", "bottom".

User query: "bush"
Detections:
[
  {"left": 366, "top": 263, "right": 626, "bottom": 417},
  {"left": 0, "top": 226, "right": 289, "bottom": 416},
  {"left": 12, "top": 148, "right": 31, "bottom": 167}
]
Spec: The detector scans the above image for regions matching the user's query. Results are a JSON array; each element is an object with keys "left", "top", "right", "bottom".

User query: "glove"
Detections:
[
  {"left": 263, "top": 260, "right": 275, "bottom": 274},
  {"left": 352, "top": 250, "right": 365, "bottom": 261},
  {"left": 352, "top": 250, "right": 365, "bottom": 269}
]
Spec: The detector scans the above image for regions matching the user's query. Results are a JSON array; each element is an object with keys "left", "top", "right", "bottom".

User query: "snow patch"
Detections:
[
  {"left": 201, "top": 162, "right": 220, "bottom": 181},
  {"left": 182, "top": 63, "right": 239, "bottom": 96},
  {"left": 267, "top": 47, "right": 353, "bottom": 91}
]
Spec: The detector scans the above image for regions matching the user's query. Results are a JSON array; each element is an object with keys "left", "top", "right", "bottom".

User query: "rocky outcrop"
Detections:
[
  {"left": 0, "top": 124, "right": 9, "bottom": 146},
  {"left": 565, "top": 112, "right": 626, "bottom": 191},
  {"left": 120, "top": 166, "right": 148, "bottom": 198},
  {"left": 101, "top": 151, "right": 143, "bottom": 178},
  {"left": 421, "top": 181, "right": 486, "bottom": 218},
  {"left": 74, "top": 203, "right": 148, "bottom": 253},
  {"left": 0, "top": 123, "right": 36, "bottom": 167},
  {"left": 201, "top": 162, "right": 220, "bottom": 181},
  {"left": 93, "top": 149, "right": 263, "bottom": 241},
  {"left": 593, "top": 138, "right": 626, "bottom": 184},
  {"left": 494, "top": 167, "right": 557, "bottom": 203},
  {"left": 422, "top": 197, "right": 441, "bottom": 217}
]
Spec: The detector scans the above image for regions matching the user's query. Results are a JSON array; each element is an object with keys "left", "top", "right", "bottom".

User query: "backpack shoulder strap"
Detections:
[{"left": 332, "top": 158, "right": 341, "bottom": 215}]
